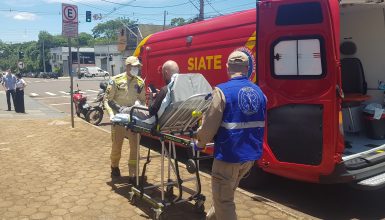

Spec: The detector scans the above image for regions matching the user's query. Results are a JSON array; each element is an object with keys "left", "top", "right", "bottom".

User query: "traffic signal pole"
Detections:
[{"left": 43, "top": 40, "right": 46, "bottom": 73}]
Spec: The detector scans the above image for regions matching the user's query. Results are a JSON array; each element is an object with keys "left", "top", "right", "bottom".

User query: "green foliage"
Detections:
[
  {"left": 170, "top": 17, "right": 187, "bottom": 26},
  {"left": 170, "top": 17, "right": 199, "bottom": 27},
  {"left": 92, "top": 17, "right": 136, "bottom": 42},
  {"left": 0, "top": 31, "right": 95, "bottom": 73}
]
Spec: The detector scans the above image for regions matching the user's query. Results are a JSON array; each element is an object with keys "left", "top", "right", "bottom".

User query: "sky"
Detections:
[{"left": 0, "top": 0, "right": 256, "bottom": 43}]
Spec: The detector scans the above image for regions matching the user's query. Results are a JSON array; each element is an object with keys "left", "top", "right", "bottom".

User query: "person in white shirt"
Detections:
[{"left": 15, "top": 73, "right": 27, "bottom": 113}]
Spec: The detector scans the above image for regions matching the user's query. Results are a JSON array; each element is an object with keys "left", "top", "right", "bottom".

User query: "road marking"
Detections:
[
  {"left": 45, "top": 92, "right": 56, "bottom": 96},
  {"left": 35, "top": 81, "right": 41, "bottom": 83},
  {"left": 59, "top": 91, "right": 70, "bottom": 95},
  {"left": 50, "top": 103, "right": 71, "bottom": 106},
  {"left": 30, "top": 93, "right": 39, "bottom": 97},
  {"left": 86, "top": 89, "right": 99, "bottom": 93},
  {"left": 0, "top": 91, "right": 5, "bottom": 94}
]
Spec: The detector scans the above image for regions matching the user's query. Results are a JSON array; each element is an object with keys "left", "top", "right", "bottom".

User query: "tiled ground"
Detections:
[{"left": 0, "top": 118, "right": 302, "bottom": 220}]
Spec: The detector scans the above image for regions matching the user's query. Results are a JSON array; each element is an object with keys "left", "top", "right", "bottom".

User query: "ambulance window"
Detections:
[
  {"left": 273, "top": 38, "right": 323, "bottom": 77},
  {"left": 276, "top": 2, "right": 323, "bottom": 26}
]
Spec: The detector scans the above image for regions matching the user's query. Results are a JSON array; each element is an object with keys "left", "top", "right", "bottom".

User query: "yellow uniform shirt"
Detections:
[{"left": 104, "top": 73, "right": 146, "bottom": 116}]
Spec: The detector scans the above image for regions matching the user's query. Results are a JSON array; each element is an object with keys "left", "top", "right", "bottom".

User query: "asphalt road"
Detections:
[{"left": 24, "top": 77, "right": 385, "bottom": 220}]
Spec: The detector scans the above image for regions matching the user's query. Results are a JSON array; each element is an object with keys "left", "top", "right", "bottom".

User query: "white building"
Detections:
[
  {"left": 49, "top": 47, "right": 95, "bottom": 76},
  {"left": 94, "top": 44, "right": 124, "bottom": 76}
]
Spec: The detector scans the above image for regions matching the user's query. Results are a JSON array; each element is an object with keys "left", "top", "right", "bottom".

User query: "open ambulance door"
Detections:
[{"left": 256, "top": 0, "right": 341, "bottom": 183}]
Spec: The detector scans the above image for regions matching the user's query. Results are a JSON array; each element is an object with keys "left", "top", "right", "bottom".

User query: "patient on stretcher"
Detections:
[{"left": 111, "top": 73, "right": 212, "bottom": 127}]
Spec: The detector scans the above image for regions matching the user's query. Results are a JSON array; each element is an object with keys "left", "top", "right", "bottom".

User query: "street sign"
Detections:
[
  {"left": 62, "top": 3, "right": 78, "bottom": 38},
  {"left": 18, "top": 61, "right": 24, "bottom": 69}
]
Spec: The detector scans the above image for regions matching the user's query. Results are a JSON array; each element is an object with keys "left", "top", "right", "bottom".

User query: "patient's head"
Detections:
[{"left": 162, "top": 60, "right": 179, "bottom": 84}]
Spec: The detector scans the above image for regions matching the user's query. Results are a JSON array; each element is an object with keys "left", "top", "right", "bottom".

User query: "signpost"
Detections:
[{"left": 62, "top": 3, "right": 78, "bottom": 128}]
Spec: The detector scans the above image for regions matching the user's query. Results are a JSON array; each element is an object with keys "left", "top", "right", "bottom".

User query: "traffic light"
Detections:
[
  {"left": 86, "top": 11, "right": 91, "bottom": 22},
  {"left": 18, "top": 51, "right": 24, "bottom": 60},
  {"left": 109, "top": 54, "right": 113, "bottom": 61}
]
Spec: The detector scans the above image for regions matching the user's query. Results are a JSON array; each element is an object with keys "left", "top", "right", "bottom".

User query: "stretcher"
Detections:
[{"left": 112, "top": 74, "right": 214, "bottom": 219}]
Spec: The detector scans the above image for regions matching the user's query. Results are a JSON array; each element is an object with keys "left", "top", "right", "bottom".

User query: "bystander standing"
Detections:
[
  {"left": 15, "top": 73, "right": 27, "bottom": 113},
  {"left": 1, "top": 69, "right": 17, "bottom": 111}
]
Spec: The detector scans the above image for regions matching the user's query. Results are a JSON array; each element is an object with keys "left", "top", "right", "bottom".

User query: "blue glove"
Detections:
[{"left": 190, "top": 141, "right": 204, "bottom": 151}]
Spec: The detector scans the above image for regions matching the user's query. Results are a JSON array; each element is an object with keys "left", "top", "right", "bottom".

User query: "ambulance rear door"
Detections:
[{"left": 257, "top": 0, "right": 341, "bottom": 181}]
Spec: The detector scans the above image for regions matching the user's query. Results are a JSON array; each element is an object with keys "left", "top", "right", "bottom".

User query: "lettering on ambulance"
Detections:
[{"left": 187, "top": 55, "right": 222, "bottom": 71}]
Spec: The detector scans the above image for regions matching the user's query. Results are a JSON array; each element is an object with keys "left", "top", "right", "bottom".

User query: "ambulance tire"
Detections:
[{"left": 239, "top": 164, "right": 269, "bottom": 189}]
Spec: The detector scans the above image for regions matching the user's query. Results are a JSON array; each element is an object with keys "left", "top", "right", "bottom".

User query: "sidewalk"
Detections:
[{"left": 0, "top": 92, "right": 304, "bottom": 220}]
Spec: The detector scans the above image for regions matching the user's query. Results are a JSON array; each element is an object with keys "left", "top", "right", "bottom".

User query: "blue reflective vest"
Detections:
[{"left": 214, "top": 76, "right": 266, "bottom": 163}]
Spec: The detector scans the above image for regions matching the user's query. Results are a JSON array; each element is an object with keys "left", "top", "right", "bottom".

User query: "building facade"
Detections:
[{"left": 49, "top": 47, "right": 95, "bottom": 76}]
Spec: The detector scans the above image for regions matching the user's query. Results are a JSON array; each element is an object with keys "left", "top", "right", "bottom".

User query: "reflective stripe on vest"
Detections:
[{"left": 221, "top": 121, "right": 265, "bottom": 129}]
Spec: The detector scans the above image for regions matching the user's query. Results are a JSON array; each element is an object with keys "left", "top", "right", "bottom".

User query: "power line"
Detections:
[
  {"left": 207, "top": 0, "right": 223, "bottom": 15},
  {"left": 100, "top": 0, "right": 190, "bottom": 9}
]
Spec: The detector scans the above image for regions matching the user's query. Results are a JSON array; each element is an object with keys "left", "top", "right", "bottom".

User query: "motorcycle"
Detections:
[
  {"left": 72, "top": 84, "right": 91, "bottom": 119},
  {"left": 85, "top": 82, "right": 107, "bottom": 125}
]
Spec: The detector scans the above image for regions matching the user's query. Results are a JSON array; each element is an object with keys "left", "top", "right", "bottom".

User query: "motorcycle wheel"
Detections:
[{"left": 86, "top": 107, "right": 104, "bottom": 125}]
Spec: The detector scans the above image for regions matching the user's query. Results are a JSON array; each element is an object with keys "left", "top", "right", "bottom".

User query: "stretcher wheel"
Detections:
[
  {"left": 130, "top": 194, "right": 138, "bottom": 205},
  {"left": 194, "top": 200, "right": 205, "bottom": 213},
  {"left": 128, "top": 192, "right": 134, "bottom": 201},
  {"left": 166, "top": 186, "right": 174, "bottom": 199},
  {"left": 186, "top": 159, "right": 197, "bottom": 174},
  {"left": 152, "top": 208, "right": 164, "bottom": 220}
]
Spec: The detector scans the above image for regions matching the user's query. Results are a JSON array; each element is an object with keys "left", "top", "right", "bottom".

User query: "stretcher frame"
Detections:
[{"left": 114, "top": 93, "right": 213, "bottom": 220}]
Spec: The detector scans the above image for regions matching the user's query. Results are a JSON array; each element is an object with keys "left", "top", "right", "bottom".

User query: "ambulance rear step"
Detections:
[{"left": 356, "top": 172, "right": 385, "bottom": 189}]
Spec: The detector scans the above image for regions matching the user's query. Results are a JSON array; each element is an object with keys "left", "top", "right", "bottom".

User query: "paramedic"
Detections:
[
  {"left": 104, "top": 56, "right": 146, "bottom": 179},
  {"left": 196, "top": 51, "right": 267, "bottom": 220}
]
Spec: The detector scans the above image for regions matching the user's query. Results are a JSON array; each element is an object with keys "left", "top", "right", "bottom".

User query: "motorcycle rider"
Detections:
[{"left": 104, "top": 56, "right": 146, "bottom": 180}]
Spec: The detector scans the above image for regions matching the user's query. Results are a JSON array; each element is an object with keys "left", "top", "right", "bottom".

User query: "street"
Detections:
[
  {"left": 20, "top": 77, "right": 385, "bottom": 220},
  {"left": 24, "top": 76, "right": 111, "bottom": 131}
]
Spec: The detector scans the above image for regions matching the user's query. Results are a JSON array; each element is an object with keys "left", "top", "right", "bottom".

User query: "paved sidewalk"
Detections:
[{"left": 0, "top": 91, "right": 305, "bottom": 220}]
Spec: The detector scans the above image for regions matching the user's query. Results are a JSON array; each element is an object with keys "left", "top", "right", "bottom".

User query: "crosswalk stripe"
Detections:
[
  {"left": 50, "top": 103, "right": 71, "bottom": 106},
  {"left": 86, "top": 89, "right": 99, "bottom": 93},
  {"left": 59, "top": 91, "right": 70, "bottom": 95},
  {"left": 30, "top": 93, "right": 39, "bottom": 97},
  {"left": 45, "top": 92, "right": 56, "bottom": 96}
]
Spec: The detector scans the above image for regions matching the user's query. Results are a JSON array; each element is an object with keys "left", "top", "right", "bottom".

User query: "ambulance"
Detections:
[{"left": 134, "top": 0, "right": 385, "bottom": 189}]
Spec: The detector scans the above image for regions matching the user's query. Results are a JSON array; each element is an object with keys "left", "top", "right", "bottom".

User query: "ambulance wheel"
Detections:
[
  {"left": 239, "top": 164, "right": 269, "bottom": 189},
  {"left": 186, "top": 159, "right": 197, "bottom": 174}
]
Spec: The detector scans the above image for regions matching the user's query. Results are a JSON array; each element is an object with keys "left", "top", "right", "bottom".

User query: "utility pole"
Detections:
[
  {"left": 42, "top": 40, "right": 46, "bottom": 73},
  {"left": 163, "top": 10, "right": 167, "bottom": 30},
  {"left": 77, "top": 38, "right": 80, "bottom": 78},
  {"left": 199, "top": 0, "right": 204, "bottom": 21},
  {"left": 68, "top": 37, "right": 74, "bottom": 128}
]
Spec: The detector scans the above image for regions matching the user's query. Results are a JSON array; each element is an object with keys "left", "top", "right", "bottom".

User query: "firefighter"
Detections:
[
  {"left": 104, "top": 56, "right": 146, "bottom": 180},
  {"left": 196, "top": 51, "right": 267, "bottom": 220}
]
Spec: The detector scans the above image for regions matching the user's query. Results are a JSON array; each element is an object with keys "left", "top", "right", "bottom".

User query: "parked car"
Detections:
[
  {"left": 84, "top": 67, "right": 109, "bottom": 78},
  {"left": 47, "top": 72, "right": 59, "bottom": 79},
  {"left": 38, "top": 72, "right": 47, "bottom": 78}
]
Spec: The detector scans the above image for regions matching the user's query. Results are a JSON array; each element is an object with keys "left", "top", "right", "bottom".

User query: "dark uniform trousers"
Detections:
[
  {"left": 6, "top": 89, "right": 16, "bottom": 111},
  {"left": 15, "top": 88, "right": 25, "bottom": 113}
]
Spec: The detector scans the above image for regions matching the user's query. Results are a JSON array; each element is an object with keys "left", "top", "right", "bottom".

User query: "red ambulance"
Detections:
[{"left": 134, "top": 0, "right": 385, "bottom": 189}]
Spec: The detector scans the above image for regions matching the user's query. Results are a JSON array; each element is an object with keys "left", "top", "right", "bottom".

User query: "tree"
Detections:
[
  {"left": 92, "top": 17, "right": 136, "bottom": 42},
  {"left": 170, "top": 17, "right": 199, "bottom": 27},
  {"left": 171, "top": 17, "right": 187, "bottom": 26},
  {"left": 77, "top": 32, "right": 94, "bottom": 47}
]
